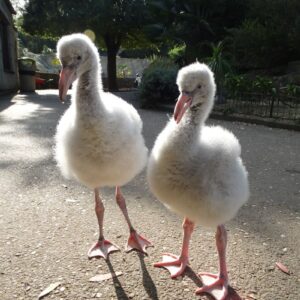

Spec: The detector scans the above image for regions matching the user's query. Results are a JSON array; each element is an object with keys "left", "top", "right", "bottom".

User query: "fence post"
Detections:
[{"left": 269, "top": 95, "right": 275, "bottom": 118}]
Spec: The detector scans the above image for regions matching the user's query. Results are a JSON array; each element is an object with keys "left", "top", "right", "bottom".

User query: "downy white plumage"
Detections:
[
  {"left": 55, "top": 33, "right": 150, "bottom": 260},
  {"left": 147, "top": 62, "right": 249, "bottom": 300}
]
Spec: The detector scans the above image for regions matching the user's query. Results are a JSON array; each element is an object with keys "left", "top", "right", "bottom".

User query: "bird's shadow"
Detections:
[
  {"left": 105, "top": 251, "right": 159, "bottom": 300},
  {"left": 106, "top": 258, "right": 129, "bottom": 300},
  {"left": 226, "top": 288, "right": 243, "bottom": 300},
  {"left": 105, "top": 254, "right": 242, "bottom": 300},
  {"left": 137, "top": 252, "right": 159, "bottom": 300},
  {"left": 184, "top": 266, "right": 203, "bottom": 287}
]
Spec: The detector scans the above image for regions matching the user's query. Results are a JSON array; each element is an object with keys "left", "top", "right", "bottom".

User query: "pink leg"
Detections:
[
  {"left": 115, "top": 186, "right": 151, "bottom": 254},
  {"left": 196, "top": 225, "right": 228, "bottom": 300},
  {"left": 154, "top": 218, "right": 194, "bottom": 278},
  {"left": 88, "top": 188, "right": 119, "bottom": 260}
]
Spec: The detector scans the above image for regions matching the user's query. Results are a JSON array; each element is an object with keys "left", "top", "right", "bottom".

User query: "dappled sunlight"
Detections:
[
  {"left": 0, "top": 90, "right": 299, "bottom": 300},
  {"left": 0, "top": 97, "right": 54, "bottom": 159},
  {"left": 0, "top": 130, "right": 51, "bottom": 162},
  {"left": 3, "top": 0, "right": 299, "bottom": 297},
  {"left": 1, "top": 99, "right": 42, "bottom": 120},
  {"left": 0, "top": 92, "right": 62, "bottom": 193}
]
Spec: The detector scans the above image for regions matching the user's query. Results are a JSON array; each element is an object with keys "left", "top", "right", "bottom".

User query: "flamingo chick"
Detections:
[
  {"left": 55, "top": 33, "right": 151, "bottom": 260},
  {"left": 147, "top": 62, "right": 249, "bottom": 299}
]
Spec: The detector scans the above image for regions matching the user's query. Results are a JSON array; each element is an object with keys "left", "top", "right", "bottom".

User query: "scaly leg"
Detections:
[
  {"left": 115, "top": 186, "right": 151, "bottom": 254},
  {"left": 154, "top": 218, "right": 194, "bottom": 278},
  {"left": 196, "top": 224, "right": 228, "bottom": 300},
  {"left": 88, "top": 188, "right": 119, "bottom": 260}
]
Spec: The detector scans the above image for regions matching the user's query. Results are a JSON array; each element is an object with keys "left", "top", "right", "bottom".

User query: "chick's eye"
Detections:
[
  {"left": 197, "top": 85, "right": 202, "bottom": 89},
  {"left": 77, "top": 55, "right": 82, "bottom": 60}
]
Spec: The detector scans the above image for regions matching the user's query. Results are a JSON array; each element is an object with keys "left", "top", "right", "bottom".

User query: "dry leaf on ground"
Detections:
[
  {"left": 38, "top": 282, "right": 61, "bottom": 299},
  {"left": 275, "top": 262, "right": 290, "bottom": 275}
]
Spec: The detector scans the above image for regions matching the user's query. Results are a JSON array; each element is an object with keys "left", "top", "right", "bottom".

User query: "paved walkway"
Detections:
[{"left": 0, "top": 90, "right": 299, "bottom": 300}]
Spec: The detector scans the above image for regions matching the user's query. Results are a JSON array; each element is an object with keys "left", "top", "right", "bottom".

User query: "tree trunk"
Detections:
[
  {"left": 104, "top": 34, "right": 121, "bottom": 92},
  {"left": 107, "top": 47, "right": 118, "bottom": 91}
]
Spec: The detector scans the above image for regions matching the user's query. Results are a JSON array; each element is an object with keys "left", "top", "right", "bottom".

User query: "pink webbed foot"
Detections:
[
  {"left": 126, "top": 230, "right": 152, "bottom": 254},
  {"left": 196, "top": 273, "right": 228, "bottom": 300},
  {"left": 88, "top": 239, "right": 120, "bottom": 260},
  {"left": 154, "top": 253, "right": 189, "bottom": 278}
]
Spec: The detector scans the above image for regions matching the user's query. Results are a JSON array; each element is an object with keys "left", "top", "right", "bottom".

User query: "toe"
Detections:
[
  {"left": 196, "top": 274, "right": 228, "bottom": 300},
  {"left": 154, "top": 253, "right": 188, "bottom": 278},
  {"left": 126, "top": 232, "right": 151, "bottom": 253},
  {"left": 171, "top": 264, "right": 186, "bottom": 278},
  {"left": 88, "top": 240, "right": 119, "bottom": 260}
]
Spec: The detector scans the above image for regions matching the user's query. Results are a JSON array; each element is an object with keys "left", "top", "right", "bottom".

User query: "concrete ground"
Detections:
[{"left": 0, "top": 90, "right": 299, "bottom": 300}]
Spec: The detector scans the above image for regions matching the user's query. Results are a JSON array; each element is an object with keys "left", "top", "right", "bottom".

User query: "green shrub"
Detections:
[
  {"left": 18, "top": 31, "right": 57, "bottom": 54},
  {"left": 228, "top": 0, "right": 300, "bottom": 69},
  {"left": 224, "top": 74, "right": 248, "bottom": 97},
  {"left": 168, "top": 44, "right": 186, "bottom": 67},
  {"left": 224, "top": 74, "right": 275, "bottom": 97},
  {"left": 252, "top": 76, "right": 274, "bottom": 94},
  {"left": 228, "top": 20, "right": 271, "bottom": 69},
  {"left": 205, "top": 41, "right": 233, "bottom": 102},
  {"left": 280, "top": 83, "right": 300, "bottom": 97},
  {"left": 117, "top": 64, "right": 131, "bottom": 78},
  {"left": 139, "top": 58, "right": 179, "bottom": 108}
]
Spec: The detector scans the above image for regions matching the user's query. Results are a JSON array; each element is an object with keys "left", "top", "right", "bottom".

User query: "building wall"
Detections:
[{"left": 0, "top": 0, "right": 19, "bottom": 91}]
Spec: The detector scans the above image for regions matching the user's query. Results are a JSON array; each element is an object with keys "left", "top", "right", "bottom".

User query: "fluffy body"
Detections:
[
  {"left": 147, "top": 62, "right": 249, "bottom": 227},
  {"left": 55, "top": 34, "right": 148, "bottom": 189},
  {"left": 148, "top": 123, "right": 248, "bottom": 227}
]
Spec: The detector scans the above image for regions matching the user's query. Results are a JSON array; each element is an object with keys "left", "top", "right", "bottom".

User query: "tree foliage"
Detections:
[
  {"left": 228, "top": 0, "right": 300, "bottom": 69},
  {"left": 139, "top": 57, "right": 179, "bottom": 108},
  {"left": 19, "top": 0, "right": 300, "bottom": 83},
  {"left": 146, "top": 0, "right": 300, "bottom": 71},
  {"left": 22, "top": 0, "right": 149, "bottom": 90},
  {"left": 145, "top": 0, "right": 248, "bottom": 63},
  {"left": 205, "top": 41, "right": 232, "bottom": 101}
]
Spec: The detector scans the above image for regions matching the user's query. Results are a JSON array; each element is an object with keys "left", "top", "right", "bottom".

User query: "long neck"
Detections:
[
  {"left": 174, "top": 115, "right": 201, "bottom": 146},
  {"left": 170, "top": 101, "right": 213, "bottom": 150},
  {"left": 69, "top": 64, "right": 107, "bottom": 129},
  {"left": 73, "top": 65, "right": 104, "bottom": 118},
  {"left": 76, "top": 66, "right": 102, "bottom": 99}
]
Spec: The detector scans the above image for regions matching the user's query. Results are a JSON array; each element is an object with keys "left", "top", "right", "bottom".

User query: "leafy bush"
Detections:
[
  {"left": 117, "top": 64, "right": 132, "bottom": 78},
  {"left": 225, "top": 73, "right": 300, "bottom": 101},
  {"left": 168, "top": 44, "right": 186, "bottom": 67},
  {"left": 139, "top": 58, "right": 179, "bottom": 108},
  {"left": 206, "top": 42, "right": 232, "bottom": 79},
  {"left": 224, "top": 74, "right": 247, "bottom": 97},
  {"left": 225, "top": 74, "right": 275, "bottom": 97},
  {"left": 42, "top": 45, "right": 54, "bottom": 54},
  {"left": 252, "top": 76, "right": 274, "bottom": 94},
  {"left": 205, "top": 41, "right": 233, "bottom": 102},
  {"left": 228, "top": 0, "right": 300, "bottom": 69},
  {"left": 18, "top": 31, "right": 57, "bottom": 54},
  {"left": 281, "top": 83, "right": 300, "bottom": 97}
]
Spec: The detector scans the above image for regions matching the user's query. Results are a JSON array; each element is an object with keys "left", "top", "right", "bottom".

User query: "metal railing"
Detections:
[{"left": 214, "top": 92, "right": 300, "bottom": 122}]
